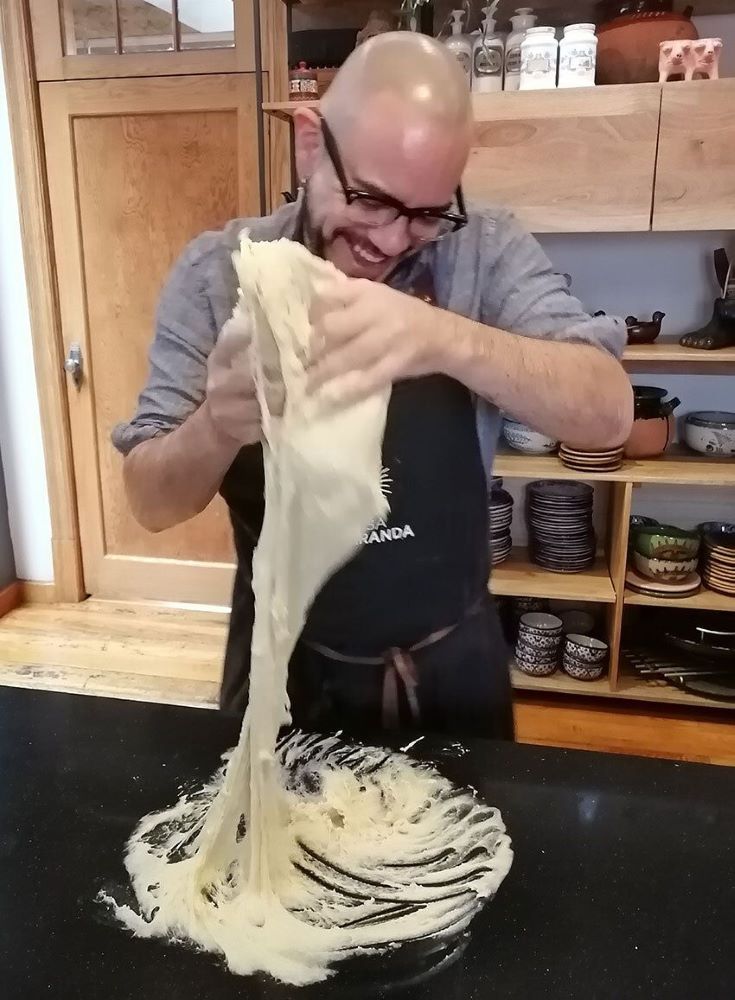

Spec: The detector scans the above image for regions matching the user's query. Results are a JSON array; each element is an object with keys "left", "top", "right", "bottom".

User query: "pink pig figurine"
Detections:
[
  {"left": 691, "top": 38, "right": 723, "bottom": 80},
  {"left": 658, "top": 39, "right": 694, "bottom": 82}
]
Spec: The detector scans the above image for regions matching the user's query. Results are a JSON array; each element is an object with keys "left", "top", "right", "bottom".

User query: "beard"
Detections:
[{"left": 300, "top": 182, "right": 420, "bottom": 285}]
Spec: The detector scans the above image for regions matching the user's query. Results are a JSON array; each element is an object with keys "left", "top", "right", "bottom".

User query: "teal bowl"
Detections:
[{"left": 633, "top": 524, "right": 701, "bottom": 560}]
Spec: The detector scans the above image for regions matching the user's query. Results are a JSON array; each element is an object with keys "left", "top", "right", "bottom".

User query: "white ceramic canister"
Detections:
[
  {"left": 472, "top": 4, "right": 505, "bottom": 93},
  {"left": 504, "top": 6, "right": 537, "bottom": 91},
  {"left": 519, "top": 25, "right": 558, "bottom": 90},
  {"left": 444, "top": 9, "right": 473, "bottom": 83},
  {"left": 558, "top": 22, "right": 597, "bottom": 88}
]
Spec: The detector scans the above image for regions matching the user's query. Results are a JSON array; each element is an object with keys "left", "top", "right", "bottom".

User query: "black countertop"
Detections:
[{"left": 1, "top": 686, "right": 733, "bottom": 999}]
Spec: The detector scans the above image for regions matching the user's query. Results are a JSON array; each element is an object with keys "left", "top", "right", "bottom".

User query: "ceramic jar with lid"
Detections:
[
  {"left": 289, "top": 62, "right": 318, "bottom": 102},
  {"left": 520, "top": 26, "right": 558, "bottom": 89},
  {"left": 624, "top": 385, "right": 681, "bottom": 459},
  {"left": 558, "top": 23, "right": 597, "bottom": 87},
  {"left": 504, "top": 6, "right": 538, "bottom": 91}
]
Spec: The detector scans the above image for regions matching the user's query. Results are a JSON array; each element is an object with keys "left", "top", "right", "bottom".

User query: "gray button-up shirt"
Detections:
[{"left": 112, "top": 197, "right": 625, "bottom": 465}]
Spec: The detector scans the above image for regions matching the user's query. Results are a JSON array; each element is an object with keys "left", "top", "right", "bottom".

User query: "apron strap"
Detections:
[{"left": 303, "top": 596, "right": 486, "bottom": 729}]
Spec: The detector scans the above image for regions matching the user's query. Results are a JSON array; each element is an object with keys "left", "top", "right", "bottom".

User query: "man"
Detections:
[{"left": 114, "top": 34, "right": 632, "bottom": 739}]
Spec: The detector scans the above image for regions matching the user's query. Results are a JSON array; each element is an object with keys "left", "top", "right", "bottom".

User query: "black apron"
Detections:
[{"left": 218, "top": 275, "right": 513, "bottom": 740}]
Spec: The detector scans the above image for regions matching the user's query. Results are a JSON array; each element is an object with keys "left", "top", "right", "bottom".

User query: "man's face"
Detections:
[{"left": 297, "top": 95, "right": 469, "bottom": 283}]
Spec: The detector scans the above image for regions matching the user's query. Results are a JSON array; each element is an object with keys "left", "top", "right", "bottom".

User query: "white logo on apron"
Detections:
[{"left": 362, "top": 466, "right": 416, "bottom": 545}]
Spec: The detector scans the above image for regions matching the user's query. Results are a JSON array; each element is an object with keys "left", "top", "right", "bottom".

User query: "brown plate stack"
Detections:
[
  {"left": 702, "top": 531, "right": 735, "bottom": 597},
  {"left": 559, "top": 444, "right": 624, "bottom": 473}
]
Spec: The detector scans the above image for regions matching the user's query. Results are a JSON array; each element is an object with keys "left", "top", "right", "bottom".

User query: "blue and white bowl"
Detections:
[
  {"left": 503, "top": 419, "right": 559, "bottom": 456},
  {"left": 683, "top": 412, "right": 735, "bottom": 457}
]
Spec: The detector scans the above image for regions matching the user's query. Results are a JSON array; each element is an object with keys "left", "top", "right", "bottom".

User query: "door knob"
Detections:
[{"left": 64, "top": 344, "right": 83, "bottom": 389}]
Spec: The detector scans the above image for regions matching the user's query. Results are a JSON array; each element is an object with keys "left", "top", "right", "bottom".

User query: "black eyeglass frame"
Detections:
[{"left": 319, "top": 115, "right": 468, "bottom": 236}]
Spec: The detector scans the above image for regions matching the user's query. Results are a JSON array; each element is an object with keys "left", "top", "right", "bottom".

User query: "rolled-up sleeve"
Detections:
[
  {"left": 111, "top": 241, "right": 220, "bottom": 456},
  {"left": 480, "top": 212, "right": 627, "bottom": 359}
]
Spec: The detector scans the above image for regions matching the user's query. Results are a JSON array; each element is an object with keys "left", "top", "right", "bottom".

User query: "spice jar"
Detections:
[
  {"left": 558, "top": 23, "right": 597, "bottom": 88},
  {"left": 520, "top": 26, "right": 558, "bottom": 90},
  {"left": 289, "top": 61, "right": 318, "bottom": 102}
]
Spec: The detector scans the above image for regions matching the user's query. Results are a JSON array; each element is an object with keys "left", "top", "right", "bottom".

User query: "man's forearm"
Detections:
[
  {"left": 123, "top": 402, "right": 242, "bottom": 533},
  {"left": 434, "top": 311, "right": 633, "bottom": 450}
]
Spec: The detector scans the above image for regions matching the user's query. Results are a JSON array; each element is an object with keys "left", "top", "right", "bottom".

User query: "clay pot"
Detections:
[
  {"left": 624, "top": 385, "right": 680, "bottom": 458},
  {"left": 626, "top": 311, "right": 665, "bottom": 345},
  {"left": 596, "top": 3, "right": 698, "bottom": 84}
]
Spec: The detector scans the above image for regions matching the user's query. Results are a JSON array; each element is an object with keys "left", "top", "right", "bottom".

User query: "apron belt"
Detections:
[{"left": 303, "top": 596, "right": 486, "bottom": 730}]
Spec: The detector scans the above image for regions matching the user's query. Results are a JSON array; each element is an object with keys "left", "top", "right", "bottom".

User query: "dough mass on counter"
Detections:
[{"left": 103, "top": 237, "right": 513, "bottom": 986}]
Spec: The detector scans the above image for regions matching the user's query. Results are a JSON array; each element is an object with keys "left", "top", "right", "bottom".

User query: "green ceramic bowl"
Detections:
[{"left": 633, "top": 524, "right": 701, "bottom": 561}]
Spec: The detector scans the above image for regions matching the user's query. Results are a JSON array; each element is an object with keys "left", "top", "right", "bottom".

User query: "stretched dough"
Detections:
[{"left": 104, "top": 237, "right": 513, "bottom": 985}]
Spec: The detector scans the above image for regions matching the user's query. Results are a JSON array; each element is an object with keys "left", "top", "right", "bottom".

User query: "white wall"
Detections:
[{"left": 0, "top": 40, "right": 53, "bottom": 582}]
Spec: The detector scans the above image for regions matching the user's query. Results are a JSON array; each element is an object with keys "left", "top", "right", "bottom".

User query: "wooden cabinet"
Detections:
[
  {"left": 466, "top": 85, "right": 661, "bottom": 233},
  {"left": 652, "top": 79, "right": 735, "bottom": 231},
  {"left": 40, "top": 74, "right": 261, "bottom": 604}
]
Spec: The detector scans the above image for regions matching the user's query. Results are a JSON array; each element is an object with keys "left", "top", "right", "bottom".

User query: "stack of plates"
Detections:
[
  {"left": 489, "top": 488, "right": 513, "bottom": 567},
  {"left": 559, "top": 444, "right": 624, "bottom": 473},
  {"left": 626, "top": 566, "right": 701, "bottom": 599},
  {"left": 702, "top": 528, "right": 735, "bottom": 597},
  {"left": 527, "top": 480, "right": 596, "bottom": 573}
]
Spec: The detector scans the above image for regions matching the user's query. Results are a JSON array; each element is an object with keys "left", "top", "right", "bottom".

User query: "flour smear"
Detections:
[{"left": 103, "top": 237, "right": 513, "bottom": 985}]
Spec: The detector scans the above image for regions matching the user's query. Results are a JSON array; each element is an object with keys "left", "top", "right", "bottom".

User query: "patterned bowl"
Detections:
[
  {"left": 564, "top": 634, "right": 609, "bottom": 665},
  {"left": 633, "top": 551, "right": 699, "bottom": 582},
  {"left": 563, "top": 654, "right": 606, "bottom": 681},
  {"left": 503, "top": 419, "right": 559, "bottom": 456},
  {"left": 633, "top": 524, "right": 700, "bottom": 561}
]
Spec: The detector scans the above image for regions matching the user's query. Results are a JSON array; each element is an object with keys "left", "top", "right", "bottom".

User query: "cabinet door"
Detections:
[
  {"left": 652, "top": 79, "right": 735, "bottom": 231},
  {"left": 29, "top": 0, "right": 255, "bottom": 80},
  {"left": 466, "top": 84, "right": 661, "bottom": 233},
  {"left": 41, "top": 74, "right": 259, "bottom": 604}
]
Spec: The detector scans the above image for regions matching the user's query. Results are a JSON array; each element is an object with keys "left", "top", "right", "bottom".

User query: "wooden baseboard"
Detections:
[
  {"left": 20, "top": 581, "right": 58, "bottom": 604},
  {"left": 515, "top": 693, "right": 735, "bottom": 766},
  {"left": 0, "top": 582, "right": 22, "bottom": 618}
]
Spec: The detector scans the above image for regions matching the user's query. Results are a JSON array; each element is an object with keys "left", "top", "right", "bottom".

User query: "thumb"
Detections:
[{"left": 216, "top": 300, "right": 252, "bottom": 368}]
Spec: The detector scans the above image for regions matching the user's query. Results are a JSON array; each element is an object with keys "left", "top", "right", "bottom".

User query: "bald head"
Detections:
[{"left": 322, "top": 32, "right": 473, "bottom": 137}]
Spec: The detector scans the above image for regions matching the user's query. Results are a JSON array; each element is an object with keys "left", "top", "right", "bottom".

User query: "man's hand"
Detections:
[
  {"left": 205, "top": 307, "right": 267, "bottom": 446},
  {"left": 308, "top": 276, "right": 439, "bottom": 404}
]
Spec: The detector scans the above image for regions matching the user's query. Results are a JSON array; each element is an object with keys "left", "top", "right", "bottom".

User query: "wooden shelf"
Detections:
[
  {"left": 511, "top": 666, "right": 735, "bottom": 711},
  {"left": 491, "top": 548, "right": 616, "bottom": 604},
  {"left": 625, "top": 587, "right": 735, "bottom": 613},
  {"left": 494, "top": 445, "right": 735, "bottom": 486},
  {"left": 262, "top": 99, "right": 318, "bottom": 122},
  {"left": 623, "top": 340, "right": 735, "bottom": 372},
  {"left": 511, "top": 665, "right": 611, "bottom": 697},
  {"left": 615, "top": 672, "right": 735, "bottom": 711}
]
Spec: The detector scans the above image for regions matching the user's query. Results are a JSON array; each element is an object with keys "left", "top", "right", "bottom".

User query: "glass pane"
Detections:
[
  {"left": 61, "top": 0, "right": 235, "bottom": 56},
  {"left": 178, "top": 0, "right": 235, "bottom": 50},
  {"left": 63, "top": 0, "right": 118, "bottom": 56},
  {"left": 120, "top": 0, "right": 174, "bottom": 54}
]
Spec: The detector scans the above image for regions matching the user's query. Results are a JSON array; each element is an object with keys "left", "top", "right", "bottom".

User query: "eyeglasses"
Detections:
[{"left": 319, "top": 116, "right": 468, "bottom": 241}]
